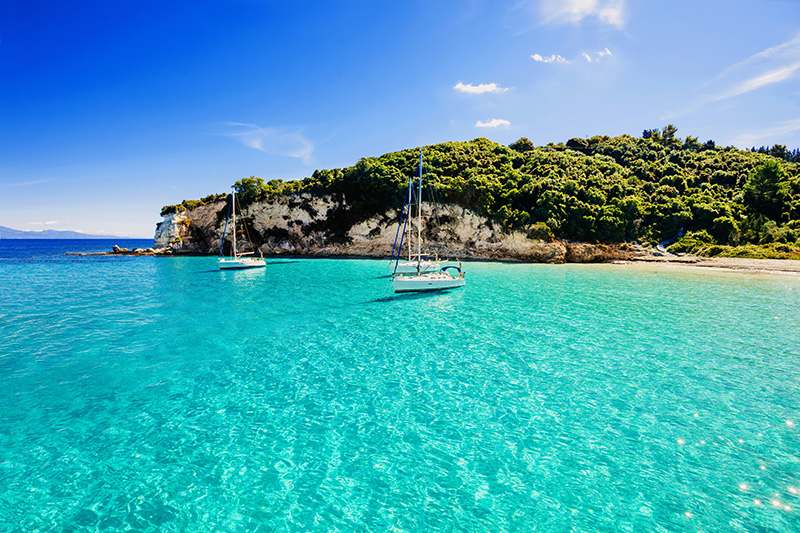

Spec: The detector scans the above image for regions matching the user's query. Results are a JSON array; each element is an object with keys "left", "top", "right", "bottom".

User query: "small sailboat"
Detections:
[
  {"left": 219, "top": 187, "right": 266, "bottom": 270},
  {"left": 390, "top": 150, "right": 465, "bottom": 293}
]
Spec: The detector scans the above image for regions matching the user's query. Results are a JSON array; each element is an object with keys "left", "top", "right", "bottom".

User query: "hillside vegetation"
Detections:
[{"left": 162, "top": 127, "right": 800, "bottom": 259}]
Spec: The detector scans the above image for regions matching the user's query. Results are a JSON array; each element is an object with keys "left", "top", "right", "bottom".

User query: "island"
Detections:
[{"left": 150, "top": 128, "right": 799, "bottom": 264}]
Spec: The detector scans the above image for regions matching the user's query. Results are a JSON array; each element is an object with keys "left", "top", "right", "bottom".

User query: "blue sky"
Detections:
[{"left": 2, "top": 0, "right": 800, "bottom": 237}]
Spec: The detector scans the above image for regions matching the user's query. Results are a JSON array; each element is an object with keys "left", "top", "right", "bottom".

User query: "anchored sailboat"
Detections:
[
  {"left": 218, "top": 187, "right": 266, "bottom": 270},
  {"left": 391, "top": 165, "right": 442, "bottom": 274},
  {"left": 390, "top": 150, "right": 465, "bottom": 293}
]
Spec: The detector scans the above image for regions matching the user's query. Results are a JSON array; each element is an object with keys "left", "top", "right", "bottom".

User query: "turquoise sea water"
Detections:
[{"left": 1, "top": 240, "right": 799, "bottom": 531}]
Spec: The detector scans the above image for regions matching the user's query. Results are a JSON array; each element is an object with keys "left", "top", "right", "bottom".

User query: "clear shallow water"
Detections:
[{"left": 1, "top": 240, "right": 799, "bottom": 531}]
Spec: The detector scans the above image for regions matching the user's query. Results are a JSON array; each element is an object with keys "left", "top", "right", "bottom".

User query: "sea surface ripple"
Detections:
[{"left": 1, "top": 240, "right": 799, "bottom": 531}]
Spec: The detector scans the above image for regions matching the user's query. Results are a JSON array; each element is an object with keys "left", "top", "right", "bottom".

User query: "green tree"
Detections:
[
  {"left": 234, "top": 176, "right": 268, "bottom": 207},
  {"left": 711, "top": 215, "right": 739, "bottom": 243},
  {"left": 769, "top": 144, "right": 789, "bottom": 160},
  {"left": 683, "top": 135, "right": 701, "bottom": 151},
  {"left": 743, "top": 161, "right": 790, "bottom": 221},
  {"left": 509, "top": 137, "right": 535, "bottom": 153},
  {"left": 661, "top": 124, "right": 679, "bottom": 145}
]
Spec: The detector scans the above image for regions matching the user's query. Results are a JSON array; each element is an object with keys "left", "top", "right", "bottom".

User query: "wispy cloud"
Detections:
[
  {"left": 26, "top": 220, "right": 60, "bottom": 227},
  {"left": 453, "top": 81, "right": 509, "bottom": 94},
  {"left": 221, "top": 122, "right": 313, "bottom": 163},
  {"left": 2, "top": 178, "right": 54, "bottom": 188},
  {"left": 539, "top": 0, "right": 626, "bottom": 29},
  {"left": 532, "top": 48, "right": 612, "bottom": 65},
  {"left": 581, "top": 47, "right": 613, "bottom": 63},
  {"left": 731, "top": 118, "right": 800, "bottom": 147},
  {"left": 664, "top": 34, "right": 800, "bottom": 119},
  {"left": 712, "top": 62, "right": 800, "bottom": 102},
  {"left": 475, "top": 118, "right": 511, "bottom": 129},
  {"left": 709, "top": 34, "right": 800, "bottom": 102},
  {"left": 710, "top": 34, "right": 800, "bottom": 83},
  {"left": 531, "top": 53, "right": 569, "bottom": 64}
]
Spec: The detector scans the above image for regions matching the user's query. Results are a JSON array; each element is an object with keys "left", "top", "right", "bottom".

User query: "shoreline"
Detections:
[
  {"left": 620, "top": 256, "right": 800, "bottom": 276},
  {"left": 65, "top": 245, "right": 800, "bottom": 275}
]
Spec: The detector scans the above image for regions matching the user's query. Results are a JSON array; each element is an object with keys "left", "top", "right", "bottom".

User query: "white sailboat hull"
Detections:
[
  {"left": 393, "top": 272, "right": 465, "bottom": 293},
  {"left": 218, "top": 257, "right": 266, "bottom": 270}
]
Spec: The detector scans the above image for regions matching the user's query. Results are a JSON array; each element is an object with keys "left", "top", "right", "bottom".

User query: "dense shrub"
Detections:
[
  {"left": 668, "top": 231, "right": 715, "bottom": 254},
  {"left": 160, "top": 194, "right": 226, "bottom": 216},
  {"left": 526, "top": 221, "right": 554, "bottom": 242},
  {"left": 162, "top": 127, "right": 800, "bottom": 254}
]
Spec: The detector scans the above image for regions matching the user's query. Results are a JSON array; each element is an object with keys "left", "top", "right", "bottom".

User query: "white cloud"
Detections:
[
  {"left": 539, "top": 0, "right": 626, "bottom": 28},
  {"left": 475, "top": 118, "right": 511, "bottom": 128},
  {"left": 531, "top": 53, "right": 569, "bottom": 64},
  {"left": 710, "top": 34, "right": 800, "bottom": 102},
  {"left": 532, "top": 48, "right": 611, "bottom": 64},
  {"left": 731, "top": 118, "right": 800, "bottom": 147},
  {"left": 713, "top": 62, "right": 800, "bottom": 101},
  {"left": 711, "top": 34, "right": 800, "bottom": 82},
  {"left": 453, "top": 81, "right": 509, "bottom": 94},
  {"left": 665, "top": 34, "right": 800, "bottom": 119},
  {"left": 221, "top": 122, "right": 313, "bottom": 163},
  {"left": 581, "top": 47, "right": 613, "bottom": 63},
  {"left": 28, "top": 220, "right": 60, "bottom": 227}
]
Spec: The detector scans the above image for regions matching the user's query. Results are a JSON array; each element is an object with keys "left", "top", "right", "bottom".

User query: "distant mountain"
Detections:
[{"left": 0, "top": 225, "right": 131, "bottom": 239}]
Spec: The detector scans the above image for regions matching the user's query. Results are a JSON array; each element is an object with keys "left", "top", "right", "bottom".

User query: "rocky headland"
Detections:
[
  {"left": 84, "top": 133, "right": 800, "bottom": 265},
  {"left": 150, "top": 194, "right": 636, "bottom": 263}
]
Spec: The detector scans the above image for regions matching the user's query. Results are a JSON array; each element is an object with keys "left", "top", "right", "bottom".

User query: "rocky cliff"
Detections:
[{"left": 154, "top": 193, "right": 635, "bottom": 263}]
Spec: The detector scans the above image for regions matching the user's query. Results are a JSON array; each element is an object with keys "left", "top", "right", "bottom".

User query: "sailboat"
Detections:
[
  {"left": 391, "top": 150, "right": 465, "bottom": 293},
  {"left": 390, "top": 168, "right": 443, "bottom": 273},
  {"left": 218, "top": 187, "right": 266, "bottom": 270}
]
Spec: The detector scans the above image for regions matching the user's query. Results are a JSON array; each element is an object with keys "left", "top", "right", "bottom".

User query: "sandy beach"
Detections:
[{"left": 622, "top": 255, "right": 800, "bottom": 275}]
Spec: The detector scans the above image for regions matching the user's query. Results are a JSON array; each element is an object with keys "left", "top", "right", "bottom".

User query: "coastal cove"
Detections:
[
  {"left": 6, "top": 2, "right": 800, "bottom": 530},
  {"left": 1, "top": 240, "right": 799, "bottom": 530},
  {"left": 155, "top": 136, "right": 800, "bottom": 262},
  {"left": 58, "top": 240, "right": 800, "bottom": 276}
]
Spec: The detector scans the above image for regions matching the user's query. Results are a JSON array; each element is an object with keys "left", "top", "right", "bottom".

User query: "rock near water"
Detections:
[{"left": 153, "top": 193, "right": 634, "bottom": 263}]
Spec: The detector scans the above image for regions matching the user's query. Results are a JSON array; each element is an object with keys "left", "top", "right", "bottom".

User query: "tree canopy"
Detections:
[{"left": 162, "top": 128, "right": 800, "bottom": 256}]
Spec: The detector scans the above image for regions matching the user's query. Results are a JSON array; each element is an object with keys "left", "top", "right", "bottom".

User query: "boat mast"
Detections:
[
  {"left": 407, "top": 175, "right": 413, "bottom": 261},
  {"left": 232, "top": 189, "right": 237, "bottom": 259},
  {"left": 417, "top": 149, "right": 422, "bottom": 265}
]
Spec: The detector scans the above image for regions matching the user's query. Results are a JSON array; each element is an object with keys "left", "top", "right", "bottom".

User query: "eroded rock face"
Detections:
[
  {"left": 564, "top": 242, "right": 634, "bottom": 263},
  {"left": 154, "top": 212, "right": 187, "bottom": 248},
  {"left": 152, "top": 193, "right": 627, "bottom": 263},
  {"left": 154, "top": 201, "right": 226, "bottom": 253}
]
